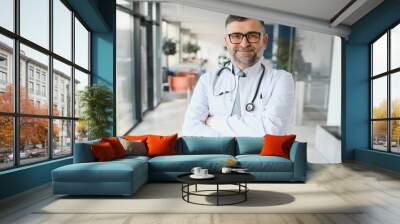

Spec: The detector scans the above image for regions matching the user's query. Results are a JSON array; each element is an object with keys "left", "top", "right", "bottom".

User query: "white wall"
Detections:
[
  {"left": 166, "top": 23, "right": 181, "bottom": 67},
  {"left": 296, "top": 30, "right": 333, "bottom": 75},
  {"left": 197, "top": 34, "right": 226, "bottom": 72},
  {"left": 327, "top": 36, "right": 341, "bottom": 126}
]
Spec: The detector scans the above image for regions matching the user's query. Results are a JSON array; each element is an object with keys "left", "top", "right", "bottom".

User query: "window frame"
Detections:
[
  {"left": 370, "top": 20, "right": 400, "bottom": 154},
  {"left": 0, "top": 0, "right": 92, "bottom": 171}
]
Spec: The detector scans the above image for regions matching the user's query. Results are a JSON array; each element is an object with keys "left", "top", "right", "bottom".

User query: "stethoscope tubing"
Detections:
[{"left": 213, "top": 62, "right": 266, "bottom": 112}]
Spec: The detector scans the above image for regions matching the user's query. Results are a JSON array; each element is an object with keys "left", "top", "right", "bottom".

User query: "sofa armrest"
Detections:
[
  {"left": 289, "top": 141, "right": 307, "bottom": 181},
  {"left": 73, "top": 140, "right": 100, "bottom": 163}
]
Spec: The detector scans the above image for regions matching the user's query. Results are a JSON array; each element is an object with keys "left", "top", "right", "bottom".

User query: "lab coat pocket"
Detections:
[{"left": 209, "top": 94, "right": 230, "bottom": 116}]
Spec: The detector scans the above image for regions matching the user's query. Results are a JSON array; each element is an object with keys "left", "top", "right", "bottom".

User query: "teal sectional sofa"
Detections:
[{"left": 52, "top": 137, "right": 307, "bottom": 196}]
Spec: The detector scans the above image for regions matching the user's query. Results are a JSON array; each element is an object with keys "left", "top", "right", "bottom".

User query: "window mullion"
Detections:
[
  {"left": 388, "top": 29, "right": 392, "bottom": 152},
  {"left": 71, "top": 10, "right": 76, "bottom": 154},
  {"left": 370, "top": 45, "right": 373, "bottom": 149},
  {"left": 49, "top": 0, "right": 54, "bottom": 160}
]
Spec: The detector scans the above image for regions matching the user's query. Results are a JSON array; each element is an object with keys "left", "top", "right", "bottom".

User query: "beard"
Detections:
[{"left": 231, "top": 47, "right": 260, "bottom": 68}]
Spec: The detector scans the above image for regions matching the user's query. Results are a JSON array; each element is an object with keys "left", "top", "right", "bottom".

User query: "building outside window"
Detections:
[
  {"left": 41, "top": 73, "right": 46, "bottom": 83},
  {"left": 41, "top": 85, "right": 46, "bottom": 97},
  {"left": 28, "top": 67, "right": 34, "bottom": 80},
  {"left": 0, "top": 54, "right": 7, "bottom": 90},
  {"left": 0, "top": 71, "right": 6, "bottom": 84},
  {"left": 0, "top": 54, "right": 7, "bottom": 67},
  {"left": 28, "top": 81, "right": 34, "bottom": 94},
  {"left": 36, "top": 83, "right": 40, "bottom": 95},
  {"left": 35, "top": 70, "right": 40, "bottom": 81}
]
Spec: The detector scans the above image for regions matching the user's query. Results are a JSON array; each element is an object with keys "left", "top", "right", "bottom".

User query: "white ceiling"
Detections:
[
  {"left": 161, "top": 3, "right": 227, "bottom": 40},
  {"left": 224, "top": 0, "right": 352, "bottom": 23},
  {"left": 157, "top": 0, "right": 384, "bottom": 38}
]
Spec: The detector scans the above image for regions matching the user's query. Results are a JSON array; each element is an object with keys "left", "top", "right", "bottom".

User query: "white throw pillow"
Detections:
[{"left": 119, "top": 137, "right": 147, "bottom": 156}]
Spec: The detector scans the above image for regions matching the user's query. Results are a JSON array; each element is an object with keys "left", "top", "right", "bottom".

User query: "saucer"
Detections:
[{"left": 190, "top": 174, "right": 215, "bottom": 179}]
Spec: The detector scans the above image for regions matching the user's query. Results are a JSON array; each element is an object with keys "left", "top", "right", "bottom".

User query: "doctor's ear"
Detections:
[
  {"left": 223, "top": 36, "right": 229, "bottom": 46},
  {"left": 262, "top": 33, "right": 269, "bottom": 47}
]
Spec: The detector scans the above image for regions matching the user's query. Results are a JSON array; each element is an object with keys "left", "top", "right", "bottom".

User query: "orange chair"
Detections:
[
  {"left": 168, "top": 75, "right": 191, "bottom": 92},
  {"left": 174, "top": 71, "right": 198, "bottom": 90}
]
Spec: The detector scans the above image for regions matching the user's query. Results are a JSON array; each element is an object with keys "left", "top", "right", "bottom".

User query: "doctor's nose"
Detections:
[{"left": 240, "top": 36, "right": 251, "bottom": 47}]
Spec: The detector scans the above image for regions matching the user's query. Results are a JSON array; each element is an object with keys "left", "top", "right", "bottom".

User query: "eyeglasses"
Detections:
[{"left": 227, "top": 32, "right": 262, "bottom": 44}]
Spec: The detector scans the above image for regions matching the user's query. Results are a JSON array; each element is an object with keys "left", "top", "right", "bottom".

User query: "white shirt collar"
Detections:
[{"left": 230, "top": 59, "right": 263, "bottom": 77}]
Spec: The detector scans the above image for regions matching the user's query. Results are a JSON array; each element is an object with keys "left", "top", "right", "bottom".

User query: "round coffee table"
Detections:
[{"left": 177, "top": 172, "right": 255, "bottom": 206}]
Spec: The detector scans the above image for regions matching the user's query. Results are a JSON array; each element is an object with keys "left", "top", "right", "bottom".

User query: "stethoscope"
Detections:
[{"left": 213, "top": 61, "right": 265, "bottom": 112}]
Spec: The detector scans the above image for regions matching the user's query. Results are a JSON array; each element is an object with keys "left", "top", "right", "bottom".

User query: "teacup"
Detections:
[
  {"left": 199, "top": 169, "right": 208, "bottom": 176},
  {"left": 191, "top": 167, "right": 202, "bottom": 176}
]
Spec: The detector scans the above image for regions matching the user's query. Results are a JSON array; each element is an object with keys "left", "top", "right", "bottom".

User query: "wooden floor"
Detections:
[{"left": 1, "top": 162, "right": 400, "bottom": 224}]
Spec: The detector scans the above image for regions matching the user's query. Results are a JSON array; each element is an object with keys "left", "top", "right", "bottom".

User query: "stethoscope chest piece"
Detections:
[
  {"left": 245, "top": 103, "right": 255, "bottom": 112},
  {"left": 214, "top": 61, "right": 265, "bottom": 113}
]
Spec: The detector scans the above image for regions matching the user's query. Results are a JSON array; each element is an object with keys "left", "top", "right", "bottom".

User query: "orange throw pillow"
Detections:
[
  {"left": 101, "top": 137, "right": 127, "bottom": 158},
  {"left": 146, "top": 134, "right": 178, "bottom": 157},
  {"left": 259, "top": 134, "right": 296, "bottom": 159},
  {"left": 124, "top": 135, "right": 149, "bottom": 141},
  {"left": 91, "top": 142, "right": 117, "bottom": 161}
]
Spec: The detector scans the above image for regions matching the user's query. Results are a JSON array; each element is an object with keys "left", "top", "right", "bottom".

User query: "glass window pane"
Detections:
[
  {"left": 0, "top": 0, "right": 14, "bottom": 31},
  {"left": 53, "top": 119, "right": 72, "bottom": 158},
  {"left": 117, "top": 0, "right": 133, "bottom": 9},
  {"left": 152, "top": 3, "right": 157, "bottom": 21},
  {"left": 0, "top": 34, "right": 14, "bottom": 113},
  {"left": 75, "top": 120, "right": 88, "bottom": 143},
  {"left": 140, "top": 2, "right": 149, "bottom": 16},
  {"left": 391, "top": 24, "right": 400, "bottom": 70},
  {"left": 0, "top": 116, "right": 14, "bottom": 170},
  {"left": 74, "top": 18, "right": 89, "bottom": 70},
  {"left": 391, "top": 120, "right": 400, "bottom": 153},
  {"left": 116, "top": 10, "right": 136, "bottom": 135},
  {"left": 372, "top": 33, "right": 387, "bottom": 76},
  {"left": 372, "top": 121, "right": 388, "bottom": 151},
  {"left": 74, "top": 69, "right": 89, "bottom": 118},
  {"left": 20, "top": 0, "right": 49, "bottom": 49},
  {"left": 53, "top": 0, "right": 72, "bottom": 60},
  {"left": 53, "top": 59, "right": 72, "bottom": 117},
  {"left": 391, "top": 72, "right": 400, "bottom": 118},
  {"left": 20, "top": 117, "right": 49, "bottom": 165},
  {"left": 372, "top": 77, "right": 387, "bottom": 119},
  {"left": 20, "top": 44, "right": 49, "bottom": 115}
]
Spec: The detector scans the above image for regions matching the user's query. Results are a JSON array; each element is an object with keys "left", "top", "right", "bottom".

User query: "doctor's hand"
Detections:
[{"left": 205, "top": 115, "right": 214, "bottom": 126}]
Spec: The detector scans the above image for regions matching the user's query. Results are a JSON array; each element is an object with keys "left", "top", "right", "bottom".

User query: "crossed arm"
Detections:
[{"left": 181, "top": 72, "right": 295, "bottom": 137}]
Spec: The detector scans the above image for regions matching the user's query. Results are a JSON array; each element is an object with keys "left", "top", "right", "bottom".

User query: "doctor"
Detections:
[{"left": 182, "top": 15, "right": 295, "bottom": 137}]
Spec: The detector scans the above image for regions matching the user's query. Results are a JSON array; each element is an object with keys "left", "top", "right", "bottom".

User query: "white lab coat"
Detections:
[{"left": 182, "top": 59, "right": 295, "bottom": 137}]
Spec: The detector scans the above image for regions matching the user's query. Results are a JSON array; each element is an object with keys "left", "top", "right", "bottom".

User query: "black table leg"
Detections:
[
  {"left": 245, "top": 183, "right": 247, "bottom": 201},
  {"left": 187, "top": 184, "right": 190, "bottom": 202},
  {"left": 217, "top": 184, "right": 219, "bottom": 206}
]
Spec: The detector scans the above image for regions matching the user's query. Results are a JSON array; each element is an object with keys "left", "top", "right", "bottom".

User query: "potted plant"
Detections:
[
  {"left": 79, "top": 84, "right": 113, "bottom": 140},
  {"left": 162, "top": 38, "right": 177, "bottom": 69},
  {"left": 182, "top": 41, "right": 200, "bottom": 59}
]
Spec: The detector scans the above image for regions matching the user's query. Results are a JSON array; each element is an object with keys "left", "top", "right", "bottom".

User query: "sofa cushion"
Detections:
[
  {"left": 53, "top": 159, "right": 147, "bottom": 183},
  {"left": 236, "top": 155, "right": 293, "bottom": 172},
  {"left": 119, "top": 138, "right": 147, "bottom": 156},
  {"left": 115, "top": 155, "right": 150, "bottom": 163},
  {"left": 236, "top": 137, "right": 263, "bottom": 155},
  {"left": 74, "top": 140, "right": 100, "bottom": 163},
  {"left": 101, "top": 137, "right": 127, "bottom": 158},
  {"left": 177, "top": 137, "right": 236, "bottom": 155},
  {"left": 124, "top": 135, "right": 149, "bottom": 141},
  {"left": 260, "top": 134, "right": 296, "bottom": 159},
  {"left": 148, "top": 154, "right": 235, "bottom": 172},
  {"left": 91, "top": 142, "right": 118, "bottom": 161},
  {"left": 147, "top": 134, "right": 178, "bottom": 157}
]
